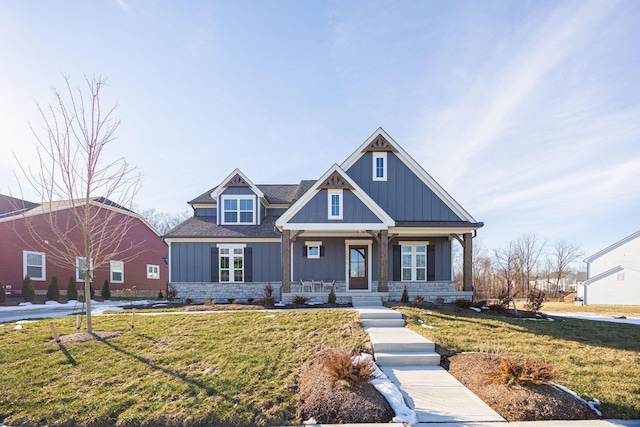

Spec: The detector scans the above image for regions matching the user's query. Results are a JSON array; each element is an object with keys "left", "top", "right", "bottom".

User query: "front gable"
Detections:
[{"left": 212, "top": 169, "right": 264, "bottom": 226}]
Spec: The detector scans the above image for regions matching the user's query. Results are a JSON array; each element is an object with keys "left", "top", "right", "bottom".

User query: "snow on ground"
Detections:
[{"left": 547, "top": 312, "right": 640, "bottom": 326}]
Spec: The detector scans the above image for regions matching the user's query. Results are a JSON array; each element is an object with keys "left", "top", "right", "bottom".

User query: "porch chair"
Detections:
[
  {"left": 299, "top": 279, "right": 314, "bottom": 293},
  {"left": 321, "top": 279, "right": 335, "bottom": 293}
]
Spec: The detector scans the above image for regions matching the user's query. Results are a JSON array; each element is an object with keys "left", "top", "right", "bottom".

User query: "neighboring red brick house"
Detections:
[{"left": 0, "top": 195, "right": 167, "bottom": 297}]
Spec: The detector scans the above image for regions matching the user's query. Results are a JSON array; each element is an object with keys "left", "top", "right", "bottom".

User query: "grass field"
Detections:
[
  {"left": 395, "top": 306, "right": 640, "bottom": 419},
  {"left": 0, "top": 310, "right": 368, "bottom": 426},
  {"left": 532, "top": 301, "right": 640, "bottom": 317}
]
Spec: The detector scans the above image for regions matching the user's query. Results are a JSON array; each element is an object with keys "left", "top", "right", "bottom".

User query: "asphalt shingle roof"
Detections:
[
  {"left": 164, "top": 216, "right": 281, "bottom": 238},
  {"left": 0, "top": 194, "right": 38, "bottom": 216},
  {"left": 188, "top": 181, "right": 315, "bottom": 205}
]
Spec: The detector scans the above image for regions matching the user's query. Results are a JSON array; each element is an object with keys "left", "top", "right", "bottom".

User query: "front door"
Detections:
[{"left": 349, "top": 246, "right": 368, "bottom": 290}]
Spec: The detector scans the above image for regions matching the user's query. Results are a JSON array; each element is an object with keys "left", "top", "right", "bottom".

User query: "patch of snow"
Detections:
[
  {"left": 13, "top": 324, "right": 22, "bottom": 330},
  {"left": 421, "top": 324, "right": 435, "bottom": 329},
  {"left": 302, "top": 417, "right": 317, "bottom": 425},
  {"left": 264, "top": 314, "right": 275, "bottom": 318},
  {"left": 273, "top": 302, "right": 286, "bottom": 307},
  {"left": 152, "top": 303, "right": 168, "bottom": 307},
  {"left": 550, "top": 381, "right": 602, "bottom": 417},
  {"left": 18, "top": 302, "right": 33, "bottom": 306},
  {"left": 469, "top": 307, "right": 481, "bottom": 312},
  {"left": 44, "top": 300, "right": 63, "bottom": 305},
  {"left": 417, "top": 319, "right": 423, "bottom": 324},
  {"left": 423, "top": 311, "right": 432, "bottom": 315},
  {"left": 546, "top": 312, "right": 640, "bottom": 326},
  {"left": 353, "top": 353, "right": 419, "bottom": 425},
  {"left": 15, "top": 320, "right": 37, "bottom": 324},
  {"left": 305, "top": 301, "right": 323, "bottom": 305},
  {"left": 481, "top": 306, "right": 490, "bottom": 310}
]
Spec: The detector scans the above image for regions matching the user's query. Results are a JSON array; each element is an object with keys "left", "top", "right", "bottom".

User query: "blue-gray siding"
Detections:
[
  {"left": 386, "top": 237, "right": 452, "bottom": 281},
  {"left": 170, "top": 241, "right": 281, "bottom": 283},
  {"left": 289, "top": 189, "right": 382, "bottom": 223},
  {"left": 346, "top": 152, "right": 461, "bottom": 222}
]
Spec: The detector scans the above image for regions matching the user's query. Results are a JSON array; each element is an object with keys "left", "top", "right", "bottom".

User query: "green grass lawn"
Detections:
[
  {"left": 395, "top": 306, "right": 640, "bottom": 419},
  {"left": 0, "top": 310, "right": 368, "bottom": 426},
  {"left": 532, "top": 301, "right": 640, "bottom": 317}
]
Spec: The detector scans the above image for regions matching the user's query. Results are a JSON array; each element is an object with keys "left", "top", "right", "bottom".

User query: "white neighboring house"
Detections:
[{"left": 579, "top": 230, "right": 640, "bottom": 306}]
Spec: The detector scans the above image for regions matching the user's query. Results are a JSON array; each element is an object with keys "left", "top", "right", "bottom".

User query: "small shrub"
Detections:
[
  {"left": 247, "top": 297, "right": 254, "bottom": 304},
  {"left": 166, "top": 285, "right": 177, "bottom": 301},
  {"left": 204, "top": 298, "right": 214, "bottom": 306},
  {"left": 473, "top": 299, "right": 488, "bottom": 308},
  {"left": 523, "top": 289, "right": 545, "bottom": 312},
  {"left": 186, "top": 298, "right": 193, "bottom": 305},
  {"left": 434, "top": 297, "right": 444, "bottom": 304},
  {"left": 401, "top": 286, "right": 409, "bottom": 303},
  {"left": 0, "top": 281, "right": 6, "bottom": 304},
  {"left": 46, "top": 276, "right": 60, "bottom": 301},
  {"left": 328, "top": 288, "right": 336, "bottom": 304},
  {"left": 227, "top": 298, "right": 235, "bottom": 304},
  {"left": 413, "top": 295, "right": 424, "bottom": 306},
  {"left": 321, "top": 348, "right": 378, "bottom": 388},
  {"left": 22, "top": 275, "right": 35, "bottom": 303},
  {"left": 101, "top": 280, "right": 111, "bottom": 300},
  {"left": 158, "top": 290, "right": 164, "bottom": 299},
  {"left": 66, "top": 276, "right": 78, "bottom": 301},
  {"left": 293, "top": 295, "right": 308, "bottom": 305},
  {"left": 264, "top": 283, "right": 274, "bottom": 298},
  {"left": 454, "top": 298, "right": 473, "bottom": 309},
  {"left": 495, "top": 356, "right": 555, "bottom": 386},
  {"left": 258, "top": 296, "right": 276, "bottom": 307}
]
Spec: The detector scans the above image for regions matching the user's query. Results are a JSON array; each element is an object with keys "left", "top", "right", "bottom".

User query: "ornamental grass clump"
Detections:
[
  {"left": 322, "top": 348, "right": 378, "bottom": 388},
  {"left": 495, "top": 356, "right": 555, "bottom": 386}
]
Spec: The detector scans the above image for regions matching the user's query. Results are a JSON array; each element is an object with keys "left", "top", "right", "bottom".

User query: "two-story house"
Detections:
[{"left": 164, "top": 128, "right": 483, "bottom": 303}]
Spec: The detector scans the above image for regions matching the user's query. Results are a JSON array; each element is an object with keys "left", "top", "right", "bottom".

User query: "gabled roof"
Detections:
[
  {"left": 0, "top": 194, "right": 39, "bottom": 217},
  {"left": 275, "top": 164, "right": 395, "bottom": 229},
  {"left": 211, "top": 168, "right": 264, "bottom": 200},
  {"left": 584, "top": 230, "right": 640, "bottom": 263},
  {"left": 189, "top": 182, "right": 313, "bottom": 206},
  {"left": 164, "top": 215, "right": 281, "bottom": 238},
  {"left": 340, "top": 127, "right": 477, "bottom": 223}
]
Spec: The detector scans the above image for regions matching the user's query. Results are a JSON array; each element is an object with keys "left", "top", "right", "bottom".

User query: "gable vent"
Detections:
[
  {"left": 319, "top": 171, "right": 354, "bottom": 190},
  {"left": 365, "top": 134, "right": 397, "bottom": 152},
  {"left": 224, "top": 173, "right": 249, "bottom": 187}
]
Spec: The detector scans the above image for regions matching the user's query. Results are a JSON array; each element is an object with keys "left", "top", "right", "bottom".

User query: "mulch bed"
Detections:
[
  {"left": 446, "top": 352, "right": 599, "bottom": 421},
  {"left": 49, "top": 331, "right": 126, "bottom": 345},
  {"left": 385, "top": 300, "right": 552, "bottom": 319},
  {"left": 182, "top": 302, "right": 352, "bottom": 312},
  {"left": 297, "top": 350, "right": 394, "bottom": 424}
]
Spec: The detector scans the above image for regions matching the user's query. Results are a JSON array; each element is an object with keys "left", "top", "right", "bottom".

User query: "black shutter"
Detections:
[
  {"left": 244, "top": 247, "right": 253, "bottom": 282},
  {"left": 320, "top": 245, "right": 325, "bottom": 257},
  {"left": 392, "top": 245, "right": 401, "bottom": 281},
  {"left": 427, "top": 245, "right": 435, "bottom": 281},
  {"left": 211, "top": 247, "right": 219, "bottom": 283}
]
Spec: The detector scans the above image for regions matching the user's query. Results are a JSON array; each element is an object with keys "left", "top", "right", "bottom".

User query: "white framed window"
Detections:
[
  {"left": 110, "top": 260, "right": 124, "bottom": 283},
  {"left": 373, "top": 152, "right": 387, "bottom": 181},
  {"left": 400, "top": 242, "right": 428, "bottom": 282},
  {"left": 327, "top": 189, "right": 343, "bottom": 220},
  {"left": 147, "top": 264, "right": 160, "bottom": 279},
  {"left": 305, "top": 241, "right": 322, "bottom": 259},
  {"left": 76, "top": 257, "right": 93, "bottom": 282},
  {"left": 218, "top": 244, "right": 245, "bottom": 282},
  {"left": 617, "top": 272, "right": 625, "bottom": 281},
  {"left": 23, "top": 251, "right": 46, "bottom": 281},
  {"left": 220, "top": 195, "right": 256, "bottom": 225}
]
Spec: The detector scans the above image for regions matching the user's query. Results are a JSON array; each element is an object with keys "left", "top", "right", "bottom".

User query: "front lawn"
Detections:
[
  {"left": 0, "top": 310, "right": 369, "bottom": 426},
  {"left": 532, "top": 301, "right": 640, "bottom": 318},
  {"left": 395, "top": 306, "right": 640, "bottom": 419}
]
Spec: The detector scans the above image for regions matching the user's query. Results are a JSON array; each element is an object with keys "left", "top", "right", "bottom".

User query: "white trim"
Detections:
[
  {"left": 389, "top": 226, "right": 480, "bottom": 235},
  {"left": 283, "top": 223, "right": 388, "bottom": 231},
  {"left": 76, "top": 257, "right": 93, "bottom": 282},
  {"left": 23, "top": 250, "right": 46, "bottom": 281},
  {"left": 219, "top": 194, "right": 257, "bottom": 225},
  {"left": 328, "top": 189, "right": 343, "bottom": 220},
  {"left": 305, "top": 241, "right": 322, "bottom": 259},
  {"left": 168, "top": 241, "right": 172, "bottom": 283},
  {"left": 398, "top": 240, "right": 429, "bottom": 246},
  {"left": 217, "top": 244, "right": 245, "bottom": 283},
  {"left": 372, "top": 152, "right": 387, "bottom": 181},
  {"left": 584, "top": 229, "right": 640, "bottom": 263},
  {"left": 583, "top": 265, "right": 624, "bottom": 286},
  {"left": 345, "top": 239, "right": 373, "bottom": 291},
  {"left": 147, "top": 264, "right": 160, "bottom": 279},
  {"left": 211, "top": 168, "right": 265, "bottom": 199},
  {"left": 215, "top": 243, "right": 247, "bottom": 248},
  {"left": 275, "top": 163, "right": 395, "bottom": 228},
  {"left": 340, "top": 128, "right": 477, "bottom": 223},
  {"left": 165, "top": 237, "right": 280, "bottom": 243},
  {"left": 110, "top": 260, "right": 124, "bottom": 283},
  {"left": 191, "top": 203, "right": 217, "bottom": 209},
  {"left": 400, "top": 243, "right": 428, "bottom": 282}
]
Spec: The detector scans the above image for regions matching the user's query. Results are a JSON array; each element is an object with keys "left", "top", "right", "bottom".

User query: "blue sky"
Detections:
[{"left": 1, "top": 0, "right": 639, "bottom": 258}]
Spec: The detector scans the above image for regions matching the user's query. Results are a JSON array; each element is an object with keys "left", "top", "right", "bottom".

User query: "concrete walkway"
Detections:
[{"left": 354, "top": 298, "right": 505, "bottom": 424}]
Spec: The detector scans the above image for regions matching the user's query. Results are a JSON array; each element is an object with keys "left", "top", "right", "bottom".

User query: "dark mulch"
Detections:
[
  {"left": 50, "top": 331, "right": 126, "bottom": 345},
  {"left": 182, "top": 302, "right": 352, "bottom": 312},
  {"left": 385, "top": 301, "right": 550, "bottom": 319},
  {"left": 446, "top": 353, "right": 599, "bottom": 421},
  {"left": 297, "top": 351, "right": 394, "bottom": 424}
]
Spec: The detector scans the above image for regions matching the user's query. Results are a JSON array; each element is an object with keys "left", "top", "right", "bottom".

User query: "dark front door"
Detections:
[{"left": 349, "top": 246, "right": 368, "bottom": 290}]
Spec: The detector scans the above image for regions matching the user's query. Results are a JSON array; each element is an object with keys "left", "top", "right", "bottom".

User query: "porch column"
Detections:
[
  {"left": 463, "top": 232, "right": 473, "bottom": 292},
  {"left": 282, "top": 229, "right": 291, "bottom": 293},
  {"left": 379, "top": 230, "right": 389, "bottom": 292}
]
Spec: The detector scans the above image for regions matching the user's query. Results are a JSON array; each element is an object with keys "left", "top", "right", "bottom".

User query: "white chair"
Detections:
[
  {"left": 300, "top": 279, "right": 314, "bottom": 293},
  {"left": 321, "top": 279, "right": 335, "bottom": 293}
]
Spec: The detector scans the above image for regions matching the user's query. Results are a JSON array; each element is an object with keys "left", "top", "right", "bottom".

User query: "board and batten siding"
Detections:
[
  {"left": 288, "top": 189, "right": 382, "bottom": 223},
  {"left": 346, "top": 152, "right": 461, "bottom": 222},
  {"left": 170, "top": 241, "right": 281, "bottom": 283},
  {"left": 387, "top": 237, "right": 452, "bottom": 281}
]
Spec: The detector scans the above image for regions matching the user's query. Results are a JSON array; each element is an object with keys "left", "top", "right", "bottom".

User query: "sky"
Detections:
[{"left": 1, "top": 0, "right": 639, "bottom": 259}]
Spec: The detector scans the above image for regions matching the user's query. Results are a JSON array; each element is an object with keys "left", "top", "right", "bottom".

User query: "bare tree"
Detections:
[
  {"left": 15, "top": 76, "right": 142, "bottom": 333},
  {"left": 514, "top": 232, "right": 546, "bottom": 295},
  {"left": 545, "top": 239, "right": 583, "bottom": 297},
  {"left": 494, "top": 241, "right": 518, "bottom": 311},
  {"left": 138, "top": 207, "right": 190, "bottom": 235}
]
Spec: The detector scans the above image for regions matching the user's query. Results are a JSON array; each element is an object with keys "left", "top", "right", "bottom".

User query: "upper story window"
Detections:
[
  {"left": 220, "top": 195, "right": 255, "bottom": 225},
  {"left": 23, "top": 251, "right": 46, "bottom": 281},
  {"left": 373, "top": 152, "right": 387, "bottom": 181},
  {"left": 401, "top": 243, "right": 427, "bottom": 281},
  {"left": 327, "top": 189, "right": 343, "bottom": 220},
  {"left": 110, "top": 260, "right": 124, "bottom": 283}
]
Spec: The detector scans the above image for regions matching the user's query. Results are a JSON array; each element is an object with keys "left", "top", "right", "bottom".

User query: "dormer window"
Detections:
[
  {"left": 373, "top": 152, "right": 387, "bottom": 181},
  {"left": 327, "top": 189, "right": 343, "bottom": 220},
  {"left": 221, "top": 195, "right": 256, "bottom": 225}
]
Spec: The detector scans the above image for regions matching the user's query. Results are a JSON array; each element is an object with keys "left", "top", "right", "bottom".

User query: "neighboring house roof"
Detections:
[
  {"left": 0, "top": 194, "right": 39, "bottom": 217},
  {"left": 164, "top": 216, "right": 281, "bottom": 238},
  {"left": 340, "top": 127, "right": 478, "bottom": 223},
  {"left": 584, "top": 229, "right": 640, "bottom": 263}
]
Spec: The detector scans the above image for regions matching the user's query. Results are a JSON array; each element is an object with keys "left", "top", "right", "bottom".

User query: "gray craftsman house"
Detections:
[{"left": 164, "top": 128, "right": 483, "bottom": 303}]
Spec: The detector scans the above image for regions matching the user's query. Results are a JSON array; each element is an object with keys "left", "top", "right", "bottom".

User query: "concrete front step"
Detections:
[
  {"left": 375, "top": 351, "right": 442, "bottom": 366},
  {"left": 358, "top": 308, "right": 403, "bottom": 320},
  {"left": 366, "top": 326, "right": 436, "bottom": 353},
  {"left": 361, "top": 318, "right": 406, "bottom": 328},
  {"left": 351, "top": 296, "right": 383, "bottom": 307}
]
